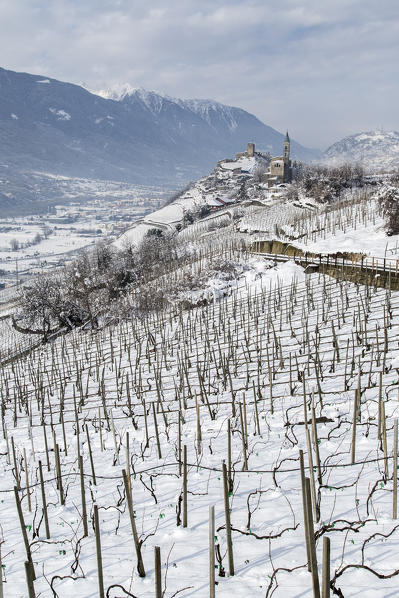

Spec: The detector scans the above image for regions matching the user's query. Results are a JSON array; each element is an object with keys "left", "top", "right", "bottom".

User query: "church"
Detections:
[{"left": 264, "top": 132, "right": 292, "bottom": 188}]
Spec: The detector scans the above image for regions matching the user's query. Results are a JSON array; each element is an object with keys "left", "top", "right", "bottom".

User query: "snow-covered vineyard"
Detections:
[{"left": 1, "top": 247, "right": 399, "bottom": 597}]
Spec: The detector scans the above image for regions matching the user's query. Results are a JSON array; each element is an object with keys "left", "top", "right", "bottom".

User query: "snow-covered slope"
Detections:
[
  {"left": 115, "top": 152, "right": 271, "bottom": 248},
  {"left": 323, "top": 130, "right": 399, "bottom": 171},
  {"left": 96, "top": 85, "right": 317, "bottom": 161}
]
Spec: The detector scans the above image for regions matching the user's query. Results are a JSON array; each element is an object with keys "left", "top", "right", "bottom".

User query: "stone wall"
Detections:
[{"left": 250, "top": 239, "right": 399, "bottom": 290}]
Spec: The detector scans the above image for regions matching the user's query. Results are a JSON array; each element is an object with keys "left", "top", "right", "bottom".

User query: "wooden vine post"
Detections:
[
  {"left": 38, "top": 460, "right": 50, "bottom": 539},
  {"left": 393, "top": 419, "right": 398, "bottom": 519},
  {"left": 183, "top": 444, "right": 188, "bottom": 528},
  {"left": 78, "top": 454, "right": 88, "bottom": 537},
  {"left": 299, "top": 449, "right": 311, "bottom": 571},
  {"left": 122, "top": 469, "right": 146, "bottom": 577},
  {"left": 94, "top": 505, "right": 105, "bottom": 598},
  {"left": 14, "top": 486, "right": 35, "bottom": 581},
  {"left": 304, "top": 477, "right": 320, "bottom": 597},
  {"left": 322, "top": 536, "right": 330, "bottom": 598},
  {"left": 209, "top": 505, "right": 215, "bottom": 598},
  {"left": 222, "top": 461, "right": 234, "bottom": 576},
  {"left": 24, "top": 560, "right": 36, "bottom": 598},
  {"left": 155, "top": 545, "right": 162, "bottom": 598}
]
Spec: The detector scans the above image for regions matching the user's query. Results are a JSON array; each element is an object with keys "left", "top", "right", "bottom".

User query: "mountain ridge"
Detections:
[
  {"left": 0, "top": 66, "right": 317, "bottom": 215},
  {"left": 323, "top": 130, "right": 399, "bottom": 171}
]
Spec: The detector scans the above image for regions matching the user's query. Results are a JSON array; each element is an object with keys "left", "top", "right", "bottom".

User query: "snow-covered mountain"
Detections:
[
  {"left": 0, "top": 66, "right": 318, "bottom": 215},
  {"left": 323, "top": 130, "right": 399, "bottom": 171}
]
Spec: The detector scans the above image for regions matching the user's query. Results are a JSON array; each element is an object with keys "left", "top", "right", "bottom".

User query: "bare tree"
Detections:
[
  {"left": 377, "top": 184, "right": 399, "bottom": 235},
  {"left": 9, "top": 238, "right": 19, "bottom": 251}
]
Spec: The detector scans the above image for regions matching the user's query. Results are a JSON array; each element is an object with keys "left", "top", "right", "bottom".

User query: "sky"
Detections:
[{"left": 0, "top": 0, "right": 398, "bottom": 150}]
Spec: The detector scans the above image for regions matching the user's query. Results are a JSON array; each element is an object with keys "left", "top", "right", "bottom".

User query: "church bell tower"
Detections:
[{"left": 283, "top": 131, "right": 290, "bottom": 161}]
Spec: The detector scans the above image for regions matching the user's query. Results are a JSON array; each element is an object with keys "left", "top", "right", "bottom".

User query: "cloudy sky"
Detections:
[{"left": 1, "top": 0, "right": 398, "bottom": 149}]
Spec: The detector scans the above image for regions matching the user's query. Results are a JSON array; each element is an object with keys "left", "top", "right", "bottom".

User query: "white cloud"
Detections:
[{"left": 0, "top": 0, "right": 398, "bottom": 148}]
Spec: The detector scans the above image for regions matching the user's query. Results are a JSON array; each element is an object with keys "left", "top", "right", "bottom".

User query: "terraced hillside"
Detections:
[{"left": 1, "top": 231, "right": 399, "bottom": 596}]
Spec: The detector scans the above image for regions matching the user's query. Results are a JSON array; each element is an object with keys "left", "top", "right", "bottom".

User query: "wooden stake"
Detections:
[
  {"left": 85, "top": 424, "right": 97, "bottom": 485},
  {"left": 178, "top": 411, "right": 182, "bottom": 476},
  {"left": 11, "top": 436, "right": 20, "bottom": 489},
  {"left": 378, "top": 371, "right": 383, "bottom": 441},
  {"left": 155, "top": 546, "right": 162, "bottom": 598},
  {"left": 209, "top": 505, "right": 215, "bottom": 598},
  {"left": 394, "top": 419, "right": 398, "bottom": 519},
  {"left": 42, "top": 423, "right": 50, "bottom": 471},
  {"left": 382, "top": 401, "right": 388, "bottom": 479},
  {"left": 152, "top": 403, "right": 162, "bottom": 459},
  {"left": 222, "top": 462, "right": 234, "bottom": 576},
  {"left": 78, "top": 455, "right": 88, "bottom": 537},
  {"left": 183, "top": 445, "right": 188, "bottom": 528},
  {"left": 351, "top": 390, "right": 358, "bottom": 465},
  {"left": 239, "top": 403, "right": 248, "bottom": 471},
  {"left": 299, "top": 450, "right": 311, "bottom": 572},
  {"left": 94, "top": 505, "right": 105, "bottom": 598},
  {"left": 322, "top": 536, "right": 330, "bottom": 598},
  {"left": 55, "top": 443, "right": 65, "bottom": 505},
  {"left": 24, "top": 560, "right": 36, "bottom": 598},
  {"left": 122, "top": 469, "right": 146, "bottom": 578},
  {"left": 60, "top": 410, "right": 68, "bottom": 456},
  {"left": 305, "top": 424, "right": 318, "bottom": 522},
  {"left": 39, "top": 460, "right": 50, "bottom": 539},
  {"left": 305, "top": 477, "right": 320, "bottom": 597},
  {"left": 98, "top": 406, "right": 104, "bottom": 452},
  {"left": 227, "top": 419, "right": 233, "bottom": 493},
  {"left": 125, "top": 431, "right": 131, "bottom": 494},
  {"left": 111, "top": 410, "right": 120, "bottom": 465},
  {"left": 196, "top": 398, "right": 202, "bottom": 456},
  {"left": 311, "top": 397, "right": 322, "bottom": 485},
  {"left": 23, "top": 448, "right": 31, "bottom": 512},
  {"left": 14, "top": 486, "right": 35, "bottom": 580}
]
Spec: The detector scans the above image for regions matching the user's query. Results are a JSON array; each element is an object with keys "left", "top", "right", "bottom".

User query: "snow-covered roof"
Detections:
[{"left": 207, "top": 198, "right": 224, "bottom": 207}]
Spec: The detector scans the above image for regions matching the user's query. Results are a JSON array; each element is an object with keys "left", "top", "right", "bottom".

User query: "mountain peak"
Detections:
[
  {"left": 95, "top": 83, "right": 144, "bottom": 101},
  {"left": 323, "top": 130, "right": 399, "bottom": 171},
  {"left": 94, "top": 84, "right": 249, "bottom": 131}
]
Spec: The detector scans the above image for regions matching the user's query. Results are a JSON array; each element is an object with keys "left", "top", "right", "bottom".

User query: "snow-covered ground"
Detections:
[
  {"left": 1, "top": 246, "right": 399, "bottom": 596},
  {"left": 114, "top": 153, "right": 270, "bottom": 248},
  {"left": 0, "top": 197, "right": 160, "bottom": 285},
  {"left": 296, "top": 217, "right": 399, "bottom": 258}
]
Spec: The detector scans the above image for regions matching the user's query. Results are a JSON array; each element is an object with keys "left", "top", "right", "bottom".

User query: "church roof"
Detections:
[{"left": 285, "top": 131, "right": 290, "bottom": 142}]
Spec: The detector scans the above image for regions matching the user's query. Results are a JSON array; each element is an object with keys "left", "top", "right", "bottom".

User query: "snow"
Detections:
[
  {"left": 114, "top": 203, "right": 184, "bottom": 249},
  {"left": 290, "top": 200, "right": 399, "bottom": 259},
  {"left": 95, "top": 82, "right": 139, "bottom": 101},
  {"left": 36, "top": 78, "right": 50, "bottom": 84},
  {"left": 220, "top": 157, "right": 255, "bottom": 172},
  {"left": 10, "top": 113, "right": 18, "bottom": 120},
  {"left": 2, "top": 255, "right": 399, "bottom": 596},
  {"left": 324, "top": 130, "right": 399, "bottom": 171},
  {"left": 49, "top": 108, "right": 71, "bottom": 121},
  {"left": 3, "top": 132, "right": 399, "bottom": 597},
  {"left": 94, "top": 87, "right": 241, "bottom": 131}
]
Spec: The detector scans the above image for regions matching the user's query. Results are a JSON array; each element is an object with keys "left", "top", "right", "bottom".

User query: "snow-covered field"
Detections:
[
  {"left": 0, "top": 196, "right": 161, "bottom": 285},
  {"left": 1, "top": 248, "right": 399, "bottom": 597}
]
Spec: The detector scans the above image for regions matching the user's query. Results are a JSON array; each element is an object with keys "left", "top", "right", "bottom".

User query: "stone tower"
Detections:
[
  {"left": 265, "top": 130, "right": 292, "bottom": 187},
  {"left": 283, "top": 131, "right": 290, "bottom": 161},
  {"left": 247, "top": 142, "right": 255, "bottom": 157}
]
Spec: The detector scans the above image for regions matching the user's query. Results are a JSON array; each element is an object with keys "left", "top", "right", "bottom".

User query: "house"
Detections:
[{"left": 207, "top": 196, "right": 235, "bottom": 211}]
